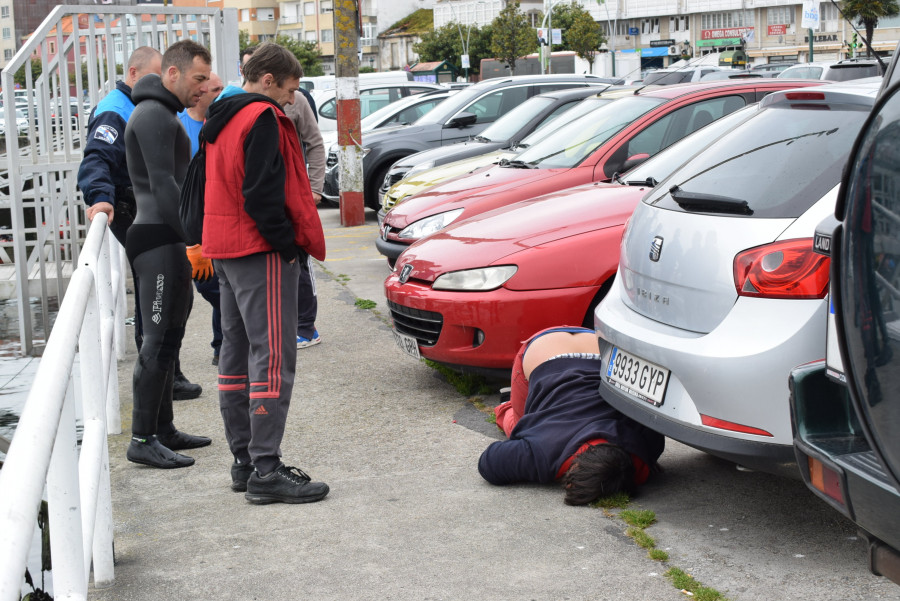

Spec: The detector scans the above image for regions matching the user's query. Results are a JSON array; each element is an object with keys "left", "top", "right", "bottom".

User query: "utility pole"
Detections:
[{"left": 335, "top": 0, "right": 364, "bottom": 226}]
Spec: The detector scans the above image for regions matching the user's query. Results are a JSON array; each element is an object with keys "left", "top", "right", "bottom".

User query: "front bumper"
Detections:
[
  {"left": 385, "top": 273, "right": 599, "bottom": 369},
  {"left": 594, "top": 278, "right": 827, "bottom": 474}
]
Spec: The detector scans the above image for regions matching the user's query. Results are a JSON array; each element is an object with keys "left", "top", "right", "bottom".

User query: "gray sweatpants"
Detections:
[{"left": 214, "top": 252, "right": 300, "bottom": 476}]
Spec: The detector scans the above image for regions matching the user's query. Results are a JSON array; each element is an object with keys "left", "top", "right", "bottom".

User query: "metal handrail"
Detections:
[{"left": 0, "top": 214, "right": 118, "bottom": 601}]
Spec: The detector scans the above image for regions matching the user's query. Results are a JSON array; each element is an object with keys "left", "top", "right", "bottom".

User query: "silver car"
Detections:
[{"left": 593, "top": 80, "right": 881, "bottom": 476}]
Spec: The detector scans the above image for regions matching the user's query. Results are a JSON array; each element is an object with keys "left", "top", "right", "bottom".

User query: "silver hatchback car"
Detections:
[{"left": 593, "top": 80, "right": 881, "bottom": 476}]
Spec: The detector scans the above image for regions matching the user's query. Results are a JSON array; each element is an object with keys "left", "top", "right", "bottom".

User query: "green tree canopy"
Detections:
[
  {"left": 566, "top": 8, "right": 605, "bottom": 71},
  {"left": 841, "top": 0, "right": 899, "bottom": 56},
  {"left": 275, "top": 35, "right": 325, "bottom": 76},
  {"left": 414, "top": 22, "right": 492, "bottom": 76},
  {"left": 490, "top": 1, "right": 538, "bottom": 75}
]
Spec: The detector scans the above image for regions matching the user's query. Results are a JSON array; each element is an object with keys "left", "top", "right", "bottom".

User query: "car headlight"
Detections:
[
  {"left": 405, "top": 160, "right": 435, "bottom": 179},
  {"left": 432, "top": 265, "right": 518, "bottom": 291},
  {"left": 398, "top": 209, "right": 464, "bottom": 240}
]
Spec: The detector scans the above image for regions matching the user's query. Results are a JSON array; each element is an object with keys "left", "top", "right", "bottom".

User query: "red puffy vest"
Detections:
[{"left": 202, "top": 101, "right": 326, "bottom": 261}]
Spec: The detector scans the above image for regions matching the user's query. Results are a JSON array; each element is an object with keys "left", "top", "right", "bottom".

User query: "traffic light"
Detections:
[{"left": 852, "top": 32, "right": 858, "bottom": 48}]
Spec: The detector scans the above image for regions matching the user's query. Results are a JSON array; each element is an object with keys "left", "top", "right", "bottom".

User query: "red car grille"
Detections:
[{"left": 388, "top": 300, "right": 442, "bottom": 347}]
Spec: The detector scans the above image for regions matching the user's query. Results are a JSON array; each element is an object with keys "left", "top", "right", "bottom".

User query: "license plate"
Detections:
[
  {"left": 605, "top": 347, "right": 670, "bottom": 407},
  {"left": 393, "top": 330, "right": 421, "bottom": 360}
]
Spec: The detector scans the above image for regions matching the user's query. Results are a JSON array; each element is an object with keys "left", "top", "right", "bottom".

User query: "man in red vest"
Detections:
[{"left": 200, "top": 43, "right": 328, "bottom": 505}]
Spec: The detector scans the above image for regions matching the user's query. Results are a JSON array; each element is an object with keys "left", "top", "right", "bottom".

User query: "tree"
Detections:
[
  {"left": 414, "top": 22, "right": 493, "bottom": 77},
  {"left": 238, "top": 29, "right": 251, "bottom": 55},
  {"left": 841, "top": 0, "right": 899, "bottom": 57},
  {"left": 566, "top": 10, "right": 605, "bottom": 72},
  {"left": 546, "top": 1, "right": 584, "bottom": 51},
  {"left": 490, "top": 1, "right": 538, "bottom": 75},
  {"left": 275, "top": 35, "right": 325, "bottom": 76}
]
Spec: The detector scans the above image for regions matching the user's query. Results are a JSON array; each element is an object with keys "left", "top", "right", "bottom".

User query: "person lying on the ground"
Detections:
[{"left": 478, "top": 326, "right": 665, "bottom": 505}]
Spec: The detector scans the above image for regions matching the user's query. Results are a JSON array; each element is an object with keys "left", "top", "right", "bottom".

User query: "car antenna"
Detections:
[{"left": 828, "top": 0, "right": 887, "bottom": 71}]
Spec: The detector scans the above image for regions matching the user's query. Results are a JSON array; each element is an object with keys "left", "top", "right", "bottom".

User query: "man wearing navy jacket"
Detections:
[{"left": 478, "top": 327, "right": 665, "bottom": 505}]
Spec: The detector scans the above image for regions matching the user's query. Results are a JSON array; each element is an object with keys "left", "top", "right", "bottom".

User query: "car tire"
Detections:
[
  {"left": 581, "top": 279, "right": 614, "bottom": 328},
  {"left": 366, "top": 163, "right": 392, "bottom": 211}
]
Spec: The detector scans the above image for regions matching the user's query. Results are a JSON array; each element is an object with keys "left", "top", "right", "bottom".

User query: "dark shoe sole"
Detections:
[
  {"left": 232, "top": 481, "right": 249, "bottom": 493},
  {"left": 158, "top": 433, "right": 212, "bottom": 451},
  {"left": 173, "top": 390, "right": 202, "bottom": 401},
  {"left": 244, "top": 486, "right": 329, "bottom": 505}
]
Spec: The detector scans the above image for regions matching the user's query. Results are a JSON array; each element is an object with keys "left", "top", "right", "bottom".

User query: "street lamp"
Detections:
[{"left": 447, "top": 1, "right": 485, "bottom": 82}]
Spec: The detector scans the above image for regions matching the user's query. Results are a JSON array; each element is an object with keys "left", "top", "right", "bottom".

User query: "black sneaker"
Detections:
[
  {"left": 231, "top": 461, "right": 255, "bottom": 492},
  {"left": 157, "top": 430, "right": 211, "bottom": 450},
  {"left": 173, "top": 372, "right": 202, "bottom": 400},
  {"left": 244, "top": 464, "right": 329, "bottom": 504},
  {"left": 126, "top": 436, "right": 194, "bottom": 469}
]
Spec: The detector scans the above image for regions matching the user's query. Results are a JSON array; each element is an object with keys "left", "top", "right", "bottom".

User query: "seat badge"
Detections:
[
  {"left": 398, "top": 264, "right": 413, "bottom": 284},
  {"left": 649, "top": 236, "right": 664, "bottom": 262}
]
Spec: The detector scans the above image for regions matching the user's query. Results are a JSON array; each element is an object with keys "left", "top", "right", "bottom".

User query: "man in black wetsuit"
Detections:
[{"left": 123, "top": 40, "right": 212, "bottom": 469}]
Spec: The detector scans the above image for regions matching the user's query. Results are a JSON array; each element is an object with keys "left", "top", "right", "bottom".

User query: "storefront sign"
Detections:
[
  {"left": 768, "top": 24, "right": 787, "bottom": 36},
  {"left": 701, "top": 27, "right": 754, "bottom": 41},
  {"left": 649, "top": 39, "right": 676, "bottom": 47},
  {"left": 696, "top": 37, "right": 742, "bottom": 47},
  {"left": 804, "top": 33, "right": 839, "bottom": 43},
  {"left": 628, "top": 27, "right": 639, "bottom": 35}
]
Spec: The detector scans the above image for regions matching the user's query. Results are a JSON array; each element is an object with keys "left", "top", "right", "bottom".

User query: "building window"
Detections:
[
  {"left": 304, "top": 2, "right": 315, "bottom": 15},
  {"left": 670, "top": 15, "right": 688, "bottom": 32},
  {"left": 702, "top": 11, "right": 754, "bottom": 30},
  {"left": 818, "top": 2, "right": 839, "bottom": 32},
  {"left": 240, "top": 8, "right": 250, "bottom": 21},
  {"left": 305, "top": 30, "right": 317, "bottom": 42},
  {"left": 48, "top": 40, "right": 55, "bottom": 54},
  {"left": 258, "top": 8, "right": 274, "bottom": 20},
  {"left": 767, "top": 6, "right": 795, "bottom": 25},
  {"left": 641, "top": 18, "right": 659, "bottom": 34},
  {"left": 616, "top": 20, "right": 629, "bottom": 36},
  {"left": 321, "top": 28, "right": 333, "bottom": 43},
  {"left": 2, "top": 27, "right": 9, "bottom": 40},
  {"left": 0, "top": 6, "right": 8, "bottom": 18},
  {"left": 360, "top": 22, "right": 376, "bottom": 46},
  {"left": 3, "top": 48, "right": 10, "bottom": 60},
  {"left": 320, "top": 0, "right": 333, "bottom": 12}
]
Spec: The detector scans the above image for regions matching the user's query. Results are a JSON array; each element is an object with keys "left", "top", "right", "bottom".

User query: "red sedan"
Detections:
[
  {"left": 376, "top": 79, "right": 826, "bottom": 264},
  {"left": 383, "top": 104, "right": 761, "bottom": 372}
]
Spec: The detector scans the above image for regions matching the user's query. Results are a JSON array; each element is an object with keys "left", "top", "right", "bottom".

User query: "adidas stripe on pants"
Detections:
[{"left": 214, "top": 252, "right": 300, "bottom": 476}]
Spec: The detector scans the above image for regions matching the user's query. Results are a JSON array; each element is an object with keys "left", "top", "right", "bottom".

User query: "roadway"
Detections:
[{"left": 88, "top": 206, "right": 900, "bottom": 601}]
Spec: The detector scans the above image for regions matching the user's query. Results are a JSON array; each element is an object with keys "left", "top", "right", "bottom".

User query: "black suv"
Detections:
[
  {"left": 789, "top": 49, "right": 900, "bottom": 584},
  {"left": 321, "top": 74, "right": 620, "bottom": 210}
]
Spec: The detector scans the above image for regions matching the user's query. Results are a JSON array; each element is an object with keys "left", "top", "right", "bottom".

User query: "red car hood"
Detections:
[
  {"left": 398, "top": 182, "right": 646, "bottom": 282},
  {"left": 384, "top": 164, "right": 572, "bottom": 229}
]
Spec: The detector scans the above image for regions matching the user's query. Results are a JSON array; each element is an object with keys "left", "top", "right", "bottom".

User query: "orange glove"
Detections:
[{"left": 186, "top": 244, "right": 214, "bottom": 282}]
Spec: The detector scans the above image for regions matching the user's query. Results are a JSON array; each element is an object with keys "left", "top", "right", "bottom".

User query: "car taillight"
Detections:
[
  {"left": 785, "top": 92, "right": 826, "bottom": 101},
  {"left": 733, "top": 238, "right": 830, "bottom": 299},
  {"left": 808, "top": 456, "right": 845, "bottom": 506}
]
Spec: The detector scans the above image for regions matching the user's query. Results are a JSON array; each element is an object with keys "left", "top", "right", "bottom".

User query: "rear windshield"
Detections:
[
  {"left": 646, "top": 101, "right": 871, "bottom": 218},
  {"left": 643, "top": 71, "right": 694, "bottom": 85},
  {"left": 513, "top": 95, "right": 663, "bottom": 168},
  {"left": 825, "top": 63, "right": 881, "bottom": 81}
]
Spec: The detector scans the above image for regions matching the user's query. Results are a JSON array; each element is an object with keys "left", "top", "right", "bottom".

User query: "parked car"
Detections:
[
  {"left": 379, "top": 86, "right": 612, "bottom": 196},
  {"left": 320, "top": 89, "right": 454, "bottom": 169},
  {"left": 592, "top": 80, "right": 880, "bottom": 477},
  {"left": 789, "top": 48, "right": 900, "bottom": 586},
  {"left": 377, "top": 78, "right": 827, "bottom": 263},
  {"left": 642, "top": 66, "right": 722, "bottom": 85},
  {"left": 383, "top": 105, "right": 759, "bottom": 373},
  {"left": 751, "top": 62, "right": 797, "bottom": 74},
  {"left": 312, "top": 81, "right": 444, "bottom": 133},
  {"left": 777, "top": 59, "right": 884, "bottom": 82},
  {"left": 323, "top": 74, "right": 616, "bottom": 209},
  {"left": 700, "top": 70, "right": 776, "bottom": 81},
  {"left": 0, "top": 108, "right": 30, "bottom": 136},
  {"left": 378, "top": 86, "right": 644, "bottom": 220}
]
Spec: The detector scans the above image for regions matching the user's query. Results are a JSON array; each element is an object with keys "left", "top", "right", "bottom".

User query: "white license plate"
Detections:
[
  {"left": 605, "top": 347, "right": 670, "bottom": 406},
  {"left": 393, "top": 330, "right": 421, "bottom": 360}
]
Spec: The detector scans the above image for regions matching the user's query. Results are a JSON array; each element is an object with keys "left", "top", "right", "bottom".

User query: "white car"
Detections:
[
  {"left": 593, "top": 80, "right": 881, "bottom": 477},
  {"left": 313, "top": 82, "right": 444, "bottom": 133}
]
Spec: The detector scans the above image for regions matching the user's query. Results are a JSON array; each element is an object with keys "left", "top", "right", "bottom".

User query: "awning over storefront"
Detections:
[{"left": 619, "top": 46, "right": 669, "bottom": 57}]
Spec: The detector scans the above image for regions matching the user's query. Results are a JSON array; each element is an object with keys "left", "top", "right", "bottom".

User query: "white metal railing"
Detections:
[
  {"left": 0, "top": 214, "right": 121, "bottom": 601},
  {"left": 1, "top": 4, "right": 239, "bottom": 356}
]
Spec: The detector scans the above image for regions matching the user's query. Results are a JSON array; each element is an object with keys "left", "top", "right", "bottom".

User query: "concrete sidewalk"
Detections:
[{"left": 87, "top": 208, "right": 900, "bottom": 601}]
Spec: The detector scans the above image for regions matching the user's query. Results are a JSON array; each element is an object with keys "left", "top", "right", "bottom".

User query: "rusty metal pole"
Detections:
[{"left": 334, "top": 0, "right": 365, "bottom": 226}]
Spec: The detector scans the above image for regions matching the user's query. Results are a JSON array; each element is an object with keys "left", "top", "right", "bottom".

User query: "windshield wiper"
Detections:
[
  {"left": 500, "top": 159, "right": 535, "bottom": 169},
  {"left": 626, "top": 176, "right": 658, "bottom": 187},
  {"left": 669, "top": 185, "right": 753, "bottom": 215}
]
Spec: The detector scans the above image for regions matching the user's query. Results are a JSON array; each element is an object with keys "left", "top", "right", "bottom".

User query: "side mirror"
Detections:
[
  {"left": 621, "top": 153, "right": 651, "bottom": 173},
  {"left": 444, "top": 112, "right": 478, "bottom": 129}
]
